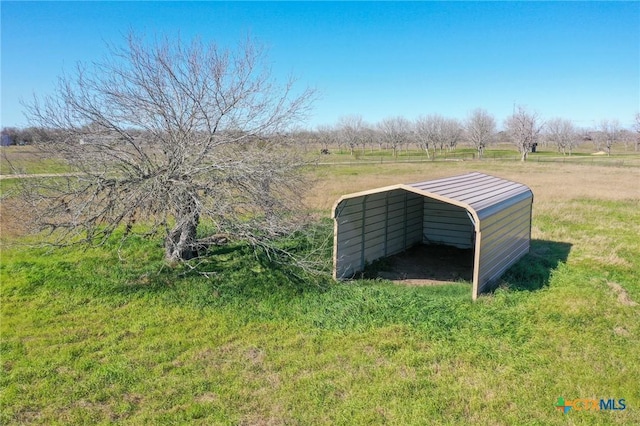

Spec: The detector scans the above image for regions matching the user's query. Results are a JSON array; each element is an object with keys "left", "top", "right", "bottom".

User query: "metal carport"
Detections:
[{"left": 332, "top": 172, "right": 534, "bottom": 300}]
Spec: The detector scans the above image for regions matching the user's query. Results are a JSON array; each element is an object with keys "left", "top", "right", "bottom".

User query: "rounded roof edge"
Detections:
[
  {"left": 331, "top": 173, "right": 533, "bottom": 229},
  {"left": 330, "top": 183, "right": 405, "bottom": 219}
]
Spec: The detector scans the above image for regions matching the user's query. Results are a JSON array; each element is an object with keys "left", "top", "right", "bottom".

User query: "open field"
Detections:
[
  {"left": 306, "top": 142, "right": 640, "bottom": 167},
  {"left": 1, "top": 150, "right": 639, "bottom": 424},
  {"left": 2, "top": 143, "right": 639, "bottom": 178},
  {"left": 307, "top": 158, "right": 640, "bottom": 211},
  {"left": 0, "top": 146, "right": 70, "bottom": 176}
]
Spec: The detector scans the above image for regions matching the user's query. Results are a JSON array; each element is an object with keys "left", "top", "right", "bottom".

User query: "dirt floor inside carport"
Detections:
[{"left": 369, "top": 244, "right": 473, "bottom": 286}]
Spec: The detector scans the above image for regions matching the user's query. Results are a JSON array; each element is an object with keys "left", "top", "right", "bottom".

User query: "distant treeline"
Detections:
[{"left": 3, "top": 111, "right": 640, "bottom": 157}]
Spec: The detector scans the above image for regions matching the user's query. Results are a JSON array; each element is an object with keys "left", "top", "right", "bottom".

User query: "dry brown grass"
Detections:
[
  {"left": 2, "top": 159, "right": 638, "bottom": 243},
  {"left": 305, "top": 161, "right": 640, "bottom": 212},
  {"left": 0, "top": 191, "right": 30, "bottom": 241},
  {"left": 1, "top": 145, "right": 62, "bottom": 174},
  {"left": 607, "top": 281, "right": 638, "bottom": 306}
]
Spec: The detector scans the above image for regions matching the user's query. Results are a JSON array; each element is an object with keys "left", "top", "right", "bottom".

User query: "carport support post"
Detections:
[{"left": 472, "top": 229, "right": 482, "bottom": 300}]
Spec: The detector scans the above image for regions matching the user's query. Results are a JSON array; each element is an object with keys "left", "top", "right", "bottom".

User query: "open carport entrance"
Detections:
[
  {"left": 364, "top": 199, "right": 475, "bottom": 286},
  {"left": 332, "top": 173, "right": 534, "bottom": 300},
  {"left": 371, "top": 243, "right": 474, "bottom": 285},
  {"left": 334, "top": 189, "right": 476, "bottom": 285}
]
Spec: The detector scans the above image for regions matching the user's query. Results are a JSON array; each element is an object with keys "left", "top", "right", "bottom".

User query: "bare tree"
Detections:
[
  {"left": 359, "top": 121, "right": 376, "bottom": 153},
  {"left": 464, "top": 108, "right": 495, "bottom": 158},
  {"left": 598, "top": 119, "right": 621, "bottom": 156},
  {"left": 634, "top": 113, "right": 640, "bottom": 152},
  {"left": 1, "top": 127, "right": 19, "bottom": 146},
  {"left": 289, "top": 128, "right": 318, "bottom": 153},
  {"left": 618, "top": 129, "right": 634, "bottom": 150},
  {"left": 356, "top": 124, "right": 375, "bottom": 152},
  {"left": 577, "top": 127, "right": 594, "bottom": 149},
  {"left": 413, "top": 116, "right": 432, "bottom": 158},
  {"left": 22, "top": 33, "right": 316, "bottom": 264},
  {"left": 441, "top": 117, "right": 463, "bottom": 152},
  {"left": 377, "top": 116, "right": 411, "bottom": 158},
  {"left": 414, "top": 114, "right": 463, "bottom": 157},
  {"left": 316, "top": 124, "right": 339, "bottom": 152},
  {"left": 336, "top": 115, "right": 365, "bottom": 156},
  {"left": 368, "top": 125, "right": 384, "bottom": 151},
  {"left": 504, "top": 106, "right": 544, "bottom": 162},
  {"left": 545, "top": 117, "right": 578, "bottom": 155},
  {"left": 0, "top": 127, "right": 39, "bottom": 146},
  {"left": 414, "top": 114, "right": 443, "bottom": 158}
]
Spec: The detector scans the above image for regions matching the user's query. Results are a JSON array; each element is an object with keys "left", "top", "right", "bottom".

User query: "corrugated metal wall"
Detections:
[
  {"left": 475, "top": 193, "right": 533, "bottom": 294},
  {"left": 333, "top": 189, "right": 423, "bottom": 278},
  {"left": 333, "top": 174, "right": 533, "bottom": 299},
  {"left": 423, "top": 198, "right": 474, "bottom": 249}
]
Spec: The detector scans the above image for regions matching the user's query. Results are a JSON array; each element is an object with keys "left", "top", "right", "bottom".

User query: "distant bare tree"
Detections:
[
  {"left": 441, "top": 118, "right": 463, "bottom": 152},
  {"left": 504, "top": 106, "right": 544, "bottom": 161},
  {"left": 545, "top": 118, "right": 578, "bottom": 155},
  {"left": 617, "top": 129, "right": 634, "bottom": 150},
  {"left": 413, "top": 116, "right": 432, "bottom": 158},
  {"left": 377, "top": 116, "right": 411, "bottom": 158},
  {"left": 288, "top": 129, "right": 317, "bottom": 153},
  {"left": 22, "top": 32, "right": 316, "bottom": 264},
  {"left": 577, "top": 127, "right": 594, "bottom": 149},
  {"left": 414, "top": 114, "right": 444, "bottom": 158},
  {"left": 368, "top": 125, "right": 384, "bottom": 151},
  {"left": 360, "top": 124, "right": 377, "bottom": 152},
  {"left": 464, "top": 108, "right": 495, "bottom": 158},
  {"left": 316, "top": 124, "right": 339, "bottom": 152},
  {"left": 633, "top": 113, "right": 640, "bottom": 151},
  {"left": 598, "top": 119, "right": 621, "bottom": 156},
  {"left": 1, "top": 127, "right": 19, "bottom": 146},
  {"left": 337, "top": 115, "right": 365, "bottom": 156},
  {"left": 0, "top": 127, "right": 39, "bottom": 146}
]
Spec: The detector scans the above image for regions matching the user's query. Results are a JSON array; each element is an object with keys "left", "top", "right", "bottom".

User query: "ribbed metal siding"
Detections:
[
  {"left": 476, "top": 197, "right": 532, "bottom": 293},
  {"left": 334, "top": 189, "right": 424, "bottom": 278},
  {"left": 423, "top": 198, "right": 474, "bottom": 248}
]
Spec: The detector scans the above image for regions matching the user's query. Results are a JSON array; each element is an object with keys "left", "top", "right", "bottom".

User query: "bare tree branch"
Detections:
[
  {"left": 21, "top": 32, "right": 316, "bottom": 265},
  {"left": 377, "top": 116, "right": 411, "bottom": 158},
  {"left": 464, "top": 108, "right": 496, "bottom": 159},
  {"left": 598, "top": 119, "right": 621, "bottom": 156},
  {"left": 545, "top": 118, "right": 578, "bottom": 155},
  {"left": 634, "top": 113, "right": 640, "bottom": 152},
  {"left": 504, "top": 106, "right": 543, "bottom": 162}
]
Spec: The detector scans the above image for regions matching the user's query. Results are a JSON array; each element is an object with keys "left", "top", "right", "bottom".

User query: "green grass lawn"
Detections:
[
  {"left": 313, "top": 142, "right": 640, "bottom": 164},
  {"left": 1, "top": 161, "right": 639, "bottom": 424}
]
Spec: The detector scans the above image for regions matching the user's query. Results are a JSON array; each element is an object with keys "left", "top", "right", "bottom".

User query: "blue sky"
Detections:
[{"left": 2, "top": 1, "right": 639, "bottom": 130}]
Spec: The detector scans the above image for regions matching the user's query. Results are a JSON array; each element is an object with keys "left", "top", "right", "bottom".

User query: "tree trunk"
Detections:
[
  {"left": 424, "top": 146, "right": 430, "bottom": 159},
  {"left": 165, "top": 219, "right": 198, "bottom": 262},
  {"left": 521, "top": 150, "right": 528, "bottom": 162},
  {"left": 165, "top": 197, "right": 200, "bottom": 262}
]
